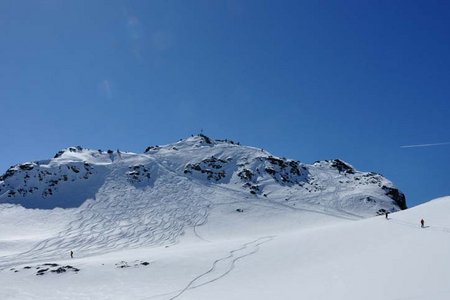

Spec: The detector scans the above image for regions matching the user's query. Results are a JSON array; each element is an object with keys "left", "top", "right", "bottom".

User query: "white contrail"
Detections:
[{"left": 400, "top": 142, "right": 450, "bottom": 148}]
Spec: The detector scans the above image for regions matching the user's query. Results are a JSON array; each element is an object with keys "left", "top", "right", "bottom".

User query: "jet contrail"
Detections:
[{"left": 400, "top": 142, "right": 450, "bottom": 148}]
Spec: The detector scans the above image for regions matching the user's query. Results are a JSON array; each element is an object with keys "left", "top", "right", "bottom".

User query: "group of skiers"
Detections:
[{"left": 385, "top": 211, "right": 425, "bottom": 228}]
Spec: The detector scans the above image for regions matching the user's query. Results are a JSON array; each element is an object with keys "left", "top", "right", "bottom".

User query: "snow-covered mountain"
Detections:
[
  {"left": 0, "top": 135, "right": 406, "bottom": 260},
  {"left": 0, "top": 134, "right": 405, "bottom": 214},
  {"left": 1, "top": 135, "right": 423, "bottom": 300}
]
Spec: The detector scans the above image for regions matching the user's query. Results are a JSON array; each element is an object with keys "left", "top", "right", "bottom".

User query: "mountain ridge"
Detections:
[{"left": 0, "top": 134, "right": 406, "bottom": 213}]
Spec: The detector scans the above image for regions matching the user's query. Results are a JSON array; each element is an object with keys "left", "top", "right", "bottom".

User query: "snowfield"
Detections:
[
  {"left": 1, "top": 197, "right": 449, "bottom": 300},
  {"left": 1, "top": 135, "right": 444, "bottom": 300}
]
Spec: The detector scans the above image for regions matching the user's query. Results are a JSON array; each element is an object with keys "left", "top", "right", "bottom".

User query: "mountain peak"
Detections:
[
  {"left": 0, "top": 136, "right": 406, "bottom": 215},
  {"left": 144, "top": 134, "right": 240, "bottom": 153}
]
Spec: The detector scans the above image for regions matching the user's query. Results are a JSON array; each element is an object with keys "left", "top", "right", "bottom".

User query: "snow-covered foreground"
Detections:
[{"left": 1, "top": 196, "right": 450, "bottom": 300}]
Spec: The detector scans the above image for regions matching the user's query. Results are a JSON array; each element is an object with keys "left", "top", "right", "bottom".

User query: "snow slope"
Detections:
[
  {"left": 0, "top": 135, "right": 424, "bottom": 299},
  {"left": 1, "top": 195, "right": 449, "bottom": 299},
  {"left": 179, "top": 196, "right": 450, "bottom": 300}
]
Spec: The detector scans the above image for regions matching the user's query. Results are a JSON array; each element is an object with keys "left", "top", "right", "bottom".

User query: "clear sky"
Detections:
[{"left": 1, "top": 1, "right": 449, "bottom": 207}]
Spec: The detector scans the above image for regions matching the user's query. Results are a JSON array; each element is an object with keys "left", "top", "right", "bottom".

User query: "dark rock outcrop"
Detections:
[{"left": 382, "top": 186, "right": 407, "bottom": 210}]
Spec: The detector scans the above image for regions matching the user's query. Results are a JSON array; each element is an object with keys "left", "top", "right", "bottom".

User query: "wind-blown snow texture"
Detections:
[{"left": 0, "top": 135, "right": 422, "bottom": 300}]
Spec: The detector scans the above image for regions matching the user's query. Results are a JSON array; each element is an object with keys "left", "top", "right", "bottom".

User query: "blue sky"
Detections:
[{"left": 1, "top": 0, "right": 449, "bottom": 207}]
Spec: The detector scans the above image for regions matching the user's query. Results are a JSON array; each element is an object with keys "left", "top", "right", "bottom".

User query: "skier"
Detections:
[
  {"left": 421, "top": 219, "right": 425, "bottom": 228},
  {"left": 70, "top": 250, "right": 74, "bottom": 259},
  {"left": 385, "top": 212, "right": 389, "bottom": 219}
]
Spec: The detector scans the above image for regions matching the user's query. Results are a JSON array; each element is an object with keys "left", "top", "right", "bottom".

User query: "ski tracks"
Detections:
[
  {"left": 0, "top": 165, "right": 211, "bottom": 268},
  {"left": 165, "top": 236, "right": 274, "bottom": 300}
]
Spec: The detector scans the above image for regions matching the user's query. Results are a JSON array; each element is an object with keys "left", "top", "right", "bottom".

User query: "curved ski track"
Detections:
[{"left": 145, "top": 236, "right": 275, "bottom": 300}]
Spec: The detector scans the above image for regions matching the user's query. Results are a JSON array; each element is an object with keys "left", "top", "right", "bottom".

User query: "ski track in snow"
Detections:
[
  {"left": 186, "top": 236, "right": 274, "bottom": 290},
  {"left": 0, "top": 165, "right": 212, "bottom": 269},
  {"left": 302, "top": 170, "right": 366, "bottom": 219},
  {"left": 210, "top": 177, "right": 364, "bottom": 221},
  {"left": 145, "top": 236, "right": 275, "bottom": 300}
]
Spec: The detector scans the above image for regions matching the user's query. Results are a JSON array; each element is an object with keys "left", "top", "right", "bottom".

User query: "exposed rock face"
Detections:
[
  {"left": 330, "top": 159, "right": 355, "bottom": 174},
  {"left": 382, "top": 186, "right": 407, "bottom": 210},
  {"left": 0, "top": 162, "right": 97, "bottom": 198},
  {"left": 127, "top": 165, "right": 151, "bottom": 184},
  {"left": 184, "top": 156, "right": 229, "bottom": 181}
]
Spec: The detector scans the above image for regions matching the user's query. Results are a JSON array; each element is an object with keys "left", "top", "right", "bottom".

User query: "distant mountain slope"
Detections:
[{"left": 0, "top": 134, "right": 406, "bottom": 215}]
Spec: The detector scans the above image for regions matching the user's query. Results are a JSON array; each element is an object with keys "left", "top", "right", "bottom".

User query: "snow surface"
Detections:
[
  {"left": 0, "top": 135, "right": 429, "bottom": 299},
  {"left": 1, "top": 196, "right": 449, "bottom": 299}
]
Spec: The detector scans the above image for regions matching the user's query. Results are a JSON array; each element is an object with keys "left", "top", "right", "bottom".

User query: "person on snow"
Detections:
[
  {"left": 385, "top": 212, "right": 389, "bottom": 219},
  {"left": 421, "top": 219, "right": 425, "bottom": 228},
  {"left": 70, "top": 250, "right": 74, "bottom": 259}
]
